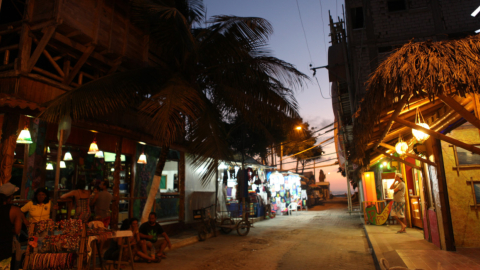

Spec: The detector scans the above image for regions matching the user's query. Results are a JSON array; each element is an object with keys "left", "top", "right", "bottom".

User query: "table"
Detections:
[{"left": 87, "top": 230, "right": 135, "bottom": 270}]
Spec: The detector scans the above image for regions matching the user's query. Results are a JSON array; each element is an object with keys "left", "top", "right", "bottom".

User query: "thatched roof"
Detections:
[{"left": 353, "top": 35, "right": 480, "bottom": 163}]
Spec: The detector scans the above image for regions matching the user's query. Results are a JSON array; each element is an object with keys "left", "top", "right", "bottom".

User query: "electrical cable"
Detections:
[
  {"left": 318, "top": 0, "right": 328, "bottom": 57},
  {"left": 314, "top": 74, "right": 331, "bottom": 100},
  {"left": 296, "top": 0, "right": 313, "bottom": 64}
]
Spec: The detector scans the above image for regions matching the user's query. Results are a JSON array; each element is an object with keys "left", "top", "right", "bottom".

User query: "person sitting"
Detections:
[
  {"left": 123, "top": 218, "right": 157, "bottom": 263},
  {"left": 90, "top": 180, "right": 112, "bottom": 227},
  {"left": 139, "top": 212, "right": 171, "bottom": 259},
  {"left": 21, "top": 188, "right": 51, "bottom": 225},
  {"left": 60, "top": 181, "right": 91, "bottom": 222}
]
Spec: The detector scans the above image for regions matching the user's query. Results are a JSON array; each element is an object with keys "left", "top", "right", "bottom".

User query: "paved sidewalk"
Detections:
[{"left": 363, "top": 221, "right": 480, "bottom": 270}]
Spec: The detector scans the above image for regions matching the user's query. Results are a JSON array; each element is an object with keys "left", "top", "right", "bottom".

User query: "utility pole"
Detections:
[{"left": 280, "top": 144, "right": 283, "bottom": 170}]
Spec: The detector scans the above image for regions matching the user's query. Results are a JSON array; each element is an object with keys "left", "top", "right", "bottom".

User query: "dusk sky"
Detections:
[{"left": 204, "top": 0, "right": 351, "bottom": 193}]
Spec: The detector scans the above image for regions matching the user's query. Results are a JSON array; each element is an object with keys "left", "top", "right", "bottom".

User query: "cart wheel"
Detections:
[
  {"left": 237, "top": 220, "right": 250, "bottom": 236},
  {"left": 198, "top": 226, "right": 207, "bottom": 241},
  {"left": 220, "top": 218, "right": 234, "bottom": 234}
]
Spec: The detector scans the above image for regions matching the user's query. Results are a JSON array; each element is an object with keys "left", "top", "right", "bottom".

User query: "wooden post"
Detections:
[
  {"left": 128, "top": 157, "right": 135, "bottom": 219},
  {"left": 111, "top": 137, "right": 123, "bottom": 230},
  {"left": 52, "top": 129, "right": 64, "bottom": 222},
  {"left": 179, "top": 151, "right": 186, "bottom": 222},
  {"left": 0, "top": 113, "right": 21, "bottom": 185},
  {"left": 394, "top": 117, "right": 480, "bottom": 155},
  {"left": 420, "top": 162, "right": 432, "bottom": 242},
  {"left": 20, "top": 144, "right": 30, "bottom": 199},
  {"left": 214, "top": 159, "right": 218, "bottom": 219},
  {"left": 431, "top": 139, "right": 456, "bottom": 251}
]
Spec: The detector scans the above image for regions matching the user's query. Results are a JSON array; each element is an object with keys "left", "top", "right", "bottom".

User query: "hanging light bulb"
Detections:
[
  {"left": 47, "top": 147, "right": 51, "bottom": 153},
  {"left": 46, "top": 163, "right": 54, "bottom": 170},
  {"left": 88, "top": 138, "right": 99, "bottom": 154},
  {"left": 137, "top": 152, "right": 147, "bottom": 164},
  {"left": 95, "top": 151, "right": 104, "bottom": 158},
  {"left": 64, "top": 151, "right": 73, "bottom": 161},
  {"left": 395, "top": 140, "right": 409, "bottom": 155},
  {"left": 412, "top": 123, "right": 430, "bottom": 142},
  {"left": 17, "top": 128, "right": 33, "bottom": 144},
  {"left": 60, "top": 161, "right": 66, "bottom": 168}
]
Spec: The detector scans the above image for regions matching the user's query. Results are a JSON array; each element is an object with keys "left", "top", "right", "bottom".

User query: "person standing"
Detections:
[
  {"left": 60, "top": 181, "right": 91, "bottom": 222},
  {"left": 390, "top": 173, "right": 407, "bottom": 233},
  {"left": 21, "top": 188, "right": 51, "bottom": 225},
  {"left": 139, "top": 212, "right": 171, "bottom": 259},
  {"left": 0, "top": 183, "right": 23, "bottom": 270},
  {"left": 90, "top": 180, "right": 112, "bottom": 227}
]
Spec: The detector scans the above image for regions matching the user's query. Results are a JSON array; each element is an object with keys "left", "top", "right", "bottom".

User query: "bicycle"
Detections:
[{"left": 193, "top": 204, "right": 217, "bottom": 241}]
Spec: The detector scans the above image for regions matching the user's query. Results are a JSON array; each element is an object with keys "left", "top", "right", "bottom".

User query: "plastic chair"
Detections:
[{"left": 287, "top": 203, "right": 298, "bottom": 215}]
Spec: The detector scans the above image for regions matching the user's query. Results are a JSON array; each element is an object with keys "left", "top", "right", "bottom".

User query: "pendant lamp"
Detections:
[
  {"left": 137, "top": 149, "right": 147, "bottom": 164},
  {"left": 88, "top": 137, "right": 99, "bottom": 154},
  {"left": 17, "top": 128, "right": 33, "bottom": 144},
  {"left": 60, "top": 161, "right": 66, "bottom": 168},
  {"left": 46, "top": 163, "right": 54, "bottom": 170},
  {"left": 47, "top": 147, "right": 51, "bottom": 153},
  {"left": 64, "top": 151, "right": 73, "bottom": 161},
  {"left": 95, "top": 151, "right": 104, "bottom": 158},
  {"left": 395, "top": 136, "right": 408, "bottom": 155},
  {"left": 412, "top": 108, "right": 430, "bottom": 142}
]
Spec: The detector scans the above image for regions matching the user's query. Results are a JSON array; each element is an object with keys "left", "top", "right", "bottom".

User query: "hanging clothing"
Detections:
[{"left": 223, "top": 169, "right": 228, "bottom": 185}]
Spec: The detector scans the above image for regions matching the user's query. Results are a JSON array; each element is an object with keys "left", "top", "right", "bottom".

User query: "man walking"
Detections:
[
  {"left": 139, "top": 212, "right": 172, "bottom": 259},
  {"left": 390, "top": 173, "right": 407, "bottom": 233},
  {"left": 0, "top": 183, "right": 23, "bottom": 270},
  {"left": 90, "top": 180, "right": 112, "bottom": 227}
]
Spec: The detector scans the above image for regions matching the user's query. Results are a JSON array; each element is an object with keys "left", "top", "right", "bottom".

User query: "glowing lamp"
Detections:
[
  {"left": 137, "top": 153, "right": 147, "bottom": 164},
  {"left": 60, "top": 161, "right": 66, "bottom": 168},
  {"left": 64, "top": 151, "right": 73, "bottom": 161},
  {"left": 46, "top": 163, "right": 54, "bottom": 170},
  {"left": 395, "top": 141, "right": 408, "bottom": 155},
  {"left": 412, "top": 123, "right": 430, "bottom": 142},
  {"left": 47, "top": 147, "right": 51, "bottom": 153},
  {"left": 17, "top": 129, "right": 33, "bottom": 144},
  {"left": 88, "top": 139, "right": 99, "bottom": 154},
  {"left": 95, "top": 151, "right": 104, "bottom": 158},
  {"left": 295, "top": 126, "right": 302, "bottom": 130},
  {"left": 383, "top": 161, "right": 387, "bottom": 166}
]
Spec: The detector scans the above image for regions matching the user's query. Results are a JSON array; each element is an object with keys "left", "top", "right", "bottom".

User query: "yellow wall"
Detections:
[{"left": 441, "top": 123, "right": 480, "bottom": 247}]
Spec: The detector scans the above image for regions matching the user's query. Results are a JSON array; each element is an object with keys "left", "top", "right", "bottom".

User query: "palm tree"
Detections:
[{"left": 40, "top": 0, "right": 308, "bottom": 222}]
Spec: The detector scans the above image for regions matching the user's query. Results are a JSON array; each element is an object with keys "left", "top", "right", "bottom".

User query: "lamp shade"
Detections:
[
  {"left": 395, "top": 141, "right": 409, "bottom": 155},
  {"left": 137, "top": 153, "right": 147, "bottom": 164},
  {"left": 412, "top": 123, "right": 430, "bottom": 142},
  {"left": 64, "top": 151, "right": 73, "bottom": 161},
  {"left": 17, "top": 129, "right": 33, "bottom": 144},
  {"left": 47, "top": 147, "right": 51, "bottom": 153},
  {"left": 46, "top": 163, "right": 54, "bottom": 170},
  {"left": 95, "top": 151, "right": 104, "bottom": 158},
  {"left": 60, "top": 161, "right": 66, "bottom": 168},
  {"left": 88, "top": 140, "right": 99, "bottom": 154}
]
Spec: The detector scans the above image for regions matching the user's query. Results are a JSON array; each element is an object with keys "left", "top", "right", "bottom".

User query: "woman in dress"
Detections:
[{"left": 60, "top": 181, "right": 91, "bottom": 222}]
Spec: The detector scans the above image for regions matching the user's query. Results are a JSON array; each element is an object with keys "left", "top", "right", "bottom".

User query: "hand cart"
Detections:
[{"left": 217, "top": 199, "right": 253, "bottom": 236}]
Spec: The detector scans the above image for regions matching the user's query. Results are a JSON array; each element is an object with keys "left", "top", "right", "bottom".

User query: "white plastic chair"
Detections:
[{"left": 288, "top": 203, "right": 298, "bottom": 215}]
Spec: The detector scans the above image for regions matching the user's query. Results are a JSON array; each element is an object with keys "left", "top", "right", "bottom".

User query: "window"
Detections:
[
  {"left": 350, "top": 7, "right": 364, "bottom": 29},
  {"left": 387, "top": 0, "right": 407, "bottom": 12},
  {"left": 456, "top": 146, "right": 480, "bottom": 165}
]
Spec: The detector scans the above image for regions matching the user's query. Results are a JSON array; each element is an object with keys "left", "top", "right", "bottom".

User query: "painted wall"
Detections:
[{"left": 441, "top": 123, "right": 480, "bottom": 248}]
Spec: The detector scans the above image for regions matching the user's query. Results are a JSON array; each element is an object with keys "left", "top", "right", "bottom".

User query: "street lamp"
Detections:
[{"left": 295, "top": 126, "right": 302, "bottom": 131}]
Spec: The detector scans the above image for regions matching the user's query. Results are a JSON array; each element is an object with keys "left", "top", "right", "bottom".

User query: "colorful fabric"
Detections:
[
  {"left": 391, "top": 201, "right": 405, "bottom": 218},
  {"left": 0, "top": 257, "right": 11, "bottom": 270}
]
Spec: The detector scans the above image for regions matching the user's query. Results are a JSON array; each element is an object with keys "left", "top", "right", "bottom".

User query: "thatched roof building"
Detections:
[{"left": 352, "top": 35, "right": 480, "bottom": 166}]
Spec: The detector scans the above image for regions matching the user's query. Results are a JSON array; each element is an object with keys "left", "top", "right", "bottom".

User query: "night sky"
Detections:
[{"left": 204, "top": 0, "right": 350, "bottom": 193}]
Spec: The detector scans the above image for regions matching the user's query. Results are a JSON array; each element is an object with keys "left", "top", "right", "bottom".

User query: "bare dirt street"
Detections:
[{"left": 137, "top": 197, "right": 375, "bottom": 270}]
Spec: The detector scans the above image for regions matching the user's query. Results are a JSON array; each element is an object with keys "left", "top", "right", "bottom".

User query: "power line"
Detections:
[
  {"left": 296, "top": 0, "right": 313, "bottom": 64},
  {"left": 318, "top": 0, "right": 328, "bottom": 56},
  {"left": 314, "top": 74, "right": 331, "bottom": 99}
]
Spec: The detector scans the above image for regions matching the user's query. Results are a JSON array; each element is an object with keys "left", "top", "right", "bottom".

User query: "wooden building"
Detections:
[{"left": 0, "top": 0, "right": 186, "bottom": 227}]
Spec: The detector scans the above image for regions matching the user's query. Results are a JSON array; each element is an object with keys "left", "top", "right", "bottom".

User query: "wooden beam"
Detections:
[
  {"left": 372, "top": 95, "right": 410, "bottom": 150},
  {"left": 438, "top": 94, "right": 480, "bottom": 130},
  {"left": 374, "top": 148, "right": 421, "bottom": 170},
  {"left": 42, "top": 49, "right": 64, "bottom": 77},
  {"left": 64, "top": 45, "right": 95, "bottom": 85},
  {"left": 379, "top": 142, "right": 437, "bottom": 167},
  {"left": 394, "top": 117, "right": 480, "bottom": 155},
  {"left": 26, "top": 25, "right": 56, "bottom": 73}
]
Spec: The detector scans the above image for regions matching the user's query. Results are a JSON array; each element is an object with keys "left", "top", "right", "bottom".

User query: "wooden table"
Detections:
[{"left": 87, "top": 230, "right": 135, "bottom": 270}]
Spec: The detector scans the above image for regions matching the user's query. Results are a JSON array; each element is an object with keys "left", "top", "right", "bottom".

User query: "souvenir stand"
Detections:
[
  {"left": 220, "top": 160, "right": 271, "bottom": 219},
  {"left": 23, "top": 219, "right": 135, "bottom": 270},
  {"left": 267, "top": 171, "right": 304, "bottom": 215}
]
